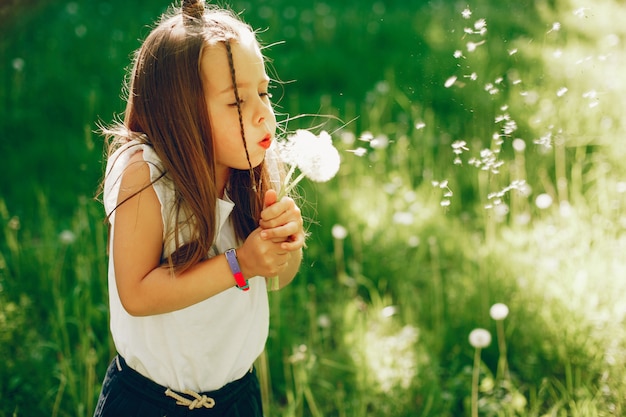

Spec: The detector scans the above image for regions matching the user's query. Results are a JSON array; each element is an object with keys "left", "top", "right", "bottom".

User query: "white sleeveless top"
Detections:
[{"left": 103, "top": 139, "right": 270, "bottom": 392}]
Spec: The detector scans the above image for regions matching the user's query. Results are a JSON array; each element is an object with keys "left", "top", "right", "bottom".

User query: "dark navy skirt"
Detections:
[{"left": 93, "top": 355, "right": 263, "bottom": 417}]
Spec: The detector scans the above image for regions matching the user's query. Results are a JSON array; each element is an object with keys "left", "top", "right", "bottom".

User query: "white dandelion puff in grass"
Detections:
[
  {"left": 331, "top": 224, "right": 348, "bottom": 240},
  {"left": 535, "top": 193, "right": 553, "bottom": 209},
  {"left": 469, "top": 328, "right": 492, "bottom": 349},
  {"left": 490, "top": 303, "right": 510, "bottom": 320},
  {"left": 461, "top": 7, "right": 472, "bottom": 19},
  {"left": 59, "top": 230, "right": 77, "bottom": 245}
]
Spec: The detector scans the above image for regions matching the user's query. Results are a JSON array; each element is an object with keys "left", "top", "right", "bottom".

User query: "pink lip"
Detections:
[{"left": 259, "top": 134, "right": 272, "bottom": 149}]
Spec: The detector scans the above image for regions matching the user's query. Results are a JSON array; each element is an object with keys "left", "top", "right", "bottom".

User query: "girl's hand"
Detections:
[
  {"left": 259, "top": 189, "right": 305, "bottom": 252},
  {"left": 237, "top": 227, "right": 291, "bottom": 279}
]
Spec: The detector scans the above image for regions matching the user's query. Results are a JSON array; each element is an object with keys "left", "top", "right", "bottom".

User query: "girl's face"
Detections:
[{"left": 201, "top": 39, "right": 276, "bottom": 180}]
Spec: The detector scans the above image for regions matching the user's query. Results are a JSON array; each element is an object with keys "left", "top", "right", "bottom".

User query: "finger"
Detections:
[{"left": 263, "top": 189, "right": 278, "bottom": 210}]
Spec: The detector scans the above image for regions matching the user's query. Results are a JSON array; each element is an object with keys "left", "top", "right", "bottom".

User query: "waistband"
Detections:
[{"left": 114, "top": 355, "right": 255, "bottom": 411}]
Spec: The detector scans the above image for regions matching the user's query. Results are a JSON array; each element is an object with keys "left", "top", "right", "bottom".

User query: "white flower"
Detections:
[
  {"left": 469, "top": 328, "right": 492, "bottom": 349},
  {"left": 278, "top": 130, "right": 340, "bottom": 185},
  {"left": 331, "top": 224, "right": 348, "bottom": 240},
  {"left": 489, "top": 303, "right": 509, "bottom": 320},
  {"left": 59, "top": 230, "right": 77, "bottom": 245}
]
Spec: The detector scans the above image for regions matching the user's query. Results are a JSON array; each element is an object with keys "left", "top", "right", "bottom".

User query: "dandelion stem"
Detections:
[
  {"left": 472, "top": 347, "right": 482, "bottom": 417},
  {"left": 280, "top": 172, "right": 307, "bottom": 198},
  {"left": 496, "top": 319, "right": 509, "bottom": 381}
]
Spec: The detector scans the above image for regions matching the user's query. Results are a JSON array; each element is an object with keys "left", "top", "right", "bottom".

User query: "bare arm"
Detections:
[{"left": 112, "top": 152, "right": 293, "bottom": 316}]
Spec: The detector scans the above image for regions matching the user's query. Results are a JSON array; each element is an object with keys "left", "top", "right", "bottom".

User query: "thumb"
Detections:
[{"left": 263, "top": 189, "right": 278, "bottom": 209}]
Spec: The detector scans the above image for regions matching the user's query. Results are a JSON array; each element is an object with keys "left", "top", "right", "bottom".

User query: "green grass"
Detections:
[{"left": 1, "top": 0, "right": 626, "bottom": 415}]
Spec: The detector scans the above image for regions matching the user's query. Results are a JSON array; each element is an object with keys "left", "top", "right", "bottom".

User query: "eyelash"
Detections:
[{"left": 228, "top": 92, "right": 273, "bottom": 107}]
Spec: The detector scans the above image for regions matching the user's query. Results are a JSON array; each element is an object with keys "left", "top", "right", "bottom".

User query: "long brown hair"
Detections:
[{"left": 102, "top": 1, "right": 273, "bottom": 273}]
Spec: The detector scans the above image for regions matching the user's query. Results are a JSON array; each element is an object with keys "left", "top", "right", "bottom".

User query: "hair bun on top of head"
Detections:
[{"left": 182, "top": 0, "right": 205, "bottom": 24}]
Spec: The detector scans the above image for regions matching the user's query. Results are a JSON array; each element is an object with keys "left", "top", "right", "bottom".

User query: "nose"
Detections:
[{"left": 254, "top": 98, "right": 273, "bottom": 126}]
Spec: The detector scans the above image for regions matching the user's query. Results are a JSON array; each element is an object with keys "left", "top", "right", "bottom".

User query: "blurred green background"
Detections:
[{"left": 1, "top": 0, "right": 625, "bottom": 416}]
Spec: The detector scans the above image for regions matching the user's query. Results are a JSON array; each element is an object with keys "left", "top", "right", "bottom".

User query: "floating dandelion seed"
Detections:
[
  {"left": 452, "top": 140, "right": 469, "bottom": 155},
  {"left": 444, "top": 75, "right": 457, "bottom": 88},
  {"left": 347, "top": 147, "right": 367, "bottom": 157},
  {"left": 358, "top": 131, "right": 374, "bottom": 142},
  {"left": 415, "top": 122, "right": 426, "bottom": 130},
  {"left": 466, "top": 40, "right": 485, "bottom": 52},
  {"left": 508, "top": 48, "right": 518, "bottom": 56},
  {"left": 534, "top": 131, "right": 553, "bottom": 148},
  {"left": 556, "top": 87, "right": 568, "bottom": 97},
  {"left": 454, "top": 50, "right": 464, "bottom": 59},
  {"left": 461, "top": 7, "right": 472, "bottom": 19},
  {"left": 573, "top": 7, "right": 587, "bottom": 18},
  {"left": 370, "top": 134, "right": 389, "bottom": 149},
  {"left": 548, "top": 22, "right": 561, "bottom": 33},
  {"left": 474, "top": 18, "right": 487, "bottom": 33}
]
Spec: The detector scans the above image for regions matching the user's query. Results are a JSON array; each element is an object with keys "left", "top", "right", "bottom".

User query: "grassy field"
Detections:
[{"left": 1, "top": 0, "right": 625, "bottom": 415}]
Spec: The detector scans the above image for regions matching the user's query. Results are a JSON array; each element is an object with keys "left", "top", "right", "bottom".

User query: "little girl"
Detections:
[{"left": 94, "top": 1, "right": 305, "bottom": 416}]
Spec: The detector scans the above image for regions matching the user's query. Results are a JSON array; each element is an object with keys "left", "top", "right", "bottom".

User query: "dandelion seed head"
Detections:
[
  {"left": 340, "top": 131, "right": 356, "bottom": 145},
  {"left": 317, "top": 314, "right": 331, "bottom": 328},
  {"left": 461, "top": 7, "right": 472, "bottom": 19},
  {"left": 512, "top": 138, "right": 526, "bottom": 152},
  {"left": 393, "top": 211, "right": 414, "bottom": 225},
  {"left": 407, "top": 235, "right": 420, "bottom": 247},
  {"left": 454, "top": 50, "right": 464, "bottom": 59},
  {"left": 381, "top": 305, "right": 398, "bottom": 318},
  {"left": 59, "top": 230, "right": 76, "bottom": 245},
  {"left": 281, "top": 130, "right": 340, "bottom": 182},
  {"left": 332, "top": 224, "right": 348, "bottom": 240},
  {"left": 440, "top": 199, "right": 451, "bottom": 207},
  {"left": 535, "top": 193, "right": 553, "bottom": 209},
  {"left": 7, "top": 216, "right": 20, "bottom": 230},
  {"left": 490, "top": 303, "right": 509, "bottom": 320},
  {"left": 469, "top": 328, "right": 491, "bottom": 348},
  {"left": 12, "top": 58, "right": 25, "bottom": 71},
  {"left": 556, "top": 87, "right": 568, "bottom": 97}
]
